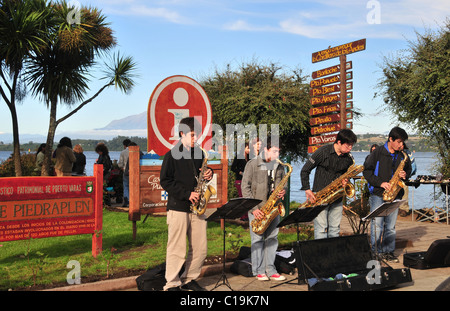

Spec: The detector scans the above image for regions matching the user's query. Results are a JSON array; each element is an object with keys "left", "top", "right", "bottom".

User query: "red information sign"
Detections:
[
  {"left": 147, "top": 75, "right": 213, "bottom": 156},
  {"left": 0, "top": 166, "right": 103, "bottom": 257}
]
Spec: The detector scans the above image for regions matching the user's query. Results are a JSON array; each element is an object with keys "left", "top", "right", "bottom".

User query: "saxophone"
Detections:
[
  {"left": 190, "top": 145, "right": 216, "bottom": 215},
  {"left": 383, "top": 151, "right": 408, "bottom": 202},
  {"left": 251, "top": 159, "right": 293, "bottom": 235},
  {"left": 299, "top": 156, "right": 364, "bottom": 209}
]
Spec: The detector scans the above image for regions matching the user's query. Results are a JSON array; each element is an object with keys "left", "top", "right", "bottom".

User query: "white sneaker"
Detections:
[
  {"left": 269, "top": 274, "right": 286, "bottom": 281},
  {"left": 256, "top": 274, "right": 269, "bottom": 281}
]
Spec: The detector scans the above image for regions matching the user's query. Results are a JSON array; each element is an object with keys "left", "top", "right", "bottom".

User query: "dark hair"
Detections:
[
  {"left": 95, "top": 143, "right": 109, "bottom": 155},
  {"left": 178, "top": 117, "right": 201, "bottom": 137},
  {"left": 123, "top": 139, "right": 131, "bottom": 147},
  {"left": 335, "top": 129, "right": 357, "bottom": 145},
  {"left": 58, "top": 137, "right": 72, "bottom": 149},
  {"left": 388, "top": 126, "right": 408, "bottom": 142}
]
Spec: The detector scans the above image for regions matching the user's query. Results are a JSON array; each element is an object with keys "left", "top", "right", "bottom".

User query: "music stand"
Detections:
[
  {"left": 206, "top": 198, "right": 262, "bottom": 291},
  {"left": 362, "top": 200, "right": 405, "bottom": 261},
  {"left": 271, "top": 205, "right": 328, "bottom": 288}
]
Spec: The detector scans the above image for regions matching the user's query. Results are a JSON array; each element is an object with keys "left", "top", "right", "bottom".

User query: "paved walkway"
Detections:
[{"left": 47, "top": 212, "right": 450, "bottom": 292}]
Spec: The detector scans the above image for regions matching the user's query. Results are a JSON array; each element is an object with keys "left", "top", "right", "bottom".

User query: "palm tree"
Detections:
[
  {"left": 24, "top": 2, "right": 137, "bottom": 175},
  {"left": 0, "top": 0, "right": 52, "bottom": 176}
]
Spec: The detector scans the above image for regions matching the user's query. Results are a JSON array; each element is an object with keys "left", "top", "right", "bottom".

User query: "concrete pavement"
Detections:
[{"left": 47, "top": 213, "right": 450, "bottom": 292}]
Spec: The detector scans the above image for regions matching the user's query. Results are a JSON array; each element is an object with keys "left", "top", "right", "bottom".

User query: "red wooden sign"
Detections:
[
  {"left": 0, "top": 165, "right": 103, "bottom": 257},
  {"left": 311, "top": 62, "right": 352, "bottom": 79},
  {"left": 310, "top": 74, "right": 340, "bottom": 88},
  {"left": 312, "top": 39, "right": 366, "bottom": 63},
  {"left": 308, "top": 144, "right": 325, "bottom": 154},
  {"left": 311, "top": 123, "right": 341, "bottom": 135},
  {"left": 309, "top": 103, "right": 340, "bottom": 116},
  {"left": 311, "top": 93, "right": 340, "bottom": 106},
  {"left": 310, "top": 84, "right": 340, "bottom": 97},
  {"left": 309, "top": 113, "right": 341, "bottom": 126},
  {"left": 309, "top": 134, "right": 338, "bottom": 146},
  {"left": 147, "top": 75, "right": 213, "bottom": 156}
]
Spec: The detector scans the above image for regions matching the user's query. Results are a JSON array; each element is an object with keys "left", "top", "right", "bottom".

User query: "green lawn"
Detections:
[{"left": 0, "top": 208, "right": 309, "bottom": 290}]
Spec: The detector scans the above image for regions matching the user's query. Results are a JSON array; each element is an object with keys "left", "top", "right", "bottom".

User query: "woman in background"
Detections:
[
  {"left": 54, "top": 137, "right": 76, "bottom": 176},
  {"left": 72, "top": 144, "right": 86, "bottom": 175}
]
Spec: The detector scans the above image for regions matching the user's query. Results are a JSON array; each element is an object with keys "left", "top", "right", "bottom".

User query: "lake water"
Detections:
[{"left": 0, "top": 150, "right": 445, "bottom": 210}]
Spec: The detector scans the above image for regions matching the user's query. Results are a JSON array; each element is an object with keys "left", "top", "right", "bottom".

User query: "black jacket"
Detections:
[
  {"left": 363, "top": 142, "right": 412, "bottom": 198},
  {"left": 160, "top": 142, "right": 205, "bottom": 213}
]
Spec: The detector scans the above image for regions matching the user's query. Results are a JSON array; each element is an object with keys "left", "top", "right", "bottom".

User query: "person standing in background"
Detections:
[
  {"left": 54, "top": 137, "right": 76, "bottom": 177},
  {"left": 72, "top": 144, "right": 86, "bottom": 175},
  {"left": 118, "top": 138, "right": 131, "bottom": 207}
]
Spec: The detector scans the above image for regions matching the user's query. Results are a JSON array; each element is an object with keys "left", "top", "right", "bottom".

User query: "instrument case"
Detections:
[
  {"left": 294, "top": 234, "right": 413, "bottom": 291},
  {"left": 403, "top": 239, "right": 450, "bottom": 270}
]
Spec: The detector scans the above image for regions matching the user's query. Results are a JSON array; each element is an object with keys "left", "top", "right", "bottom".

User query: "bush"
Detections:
[{"left": 0, "top": 153, "right": 38, "bottom": 177}]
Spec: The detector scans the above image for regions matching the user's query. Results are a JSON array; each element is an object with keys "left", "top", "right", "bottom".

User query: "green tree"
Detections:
[
  {"left": 200, "top": 60, "right": 311, "bottom": 161},
  {"left": 0, "top": 0, "right": 52, "bottom": 176},
  {"left": 377, "top": 19, "right": 450, "bottom": 177},
  {"left": 25, "top": 2, "right": 137, "bottom": 175}
]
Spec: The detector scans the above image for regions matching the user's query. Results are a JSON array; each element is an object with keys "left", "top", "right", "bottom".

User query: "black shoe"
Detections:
[
  {"left": 180, "top": 280, "right": 207, "bottom": 291},
  {"left": 122, "top": 197, "right": 129, "bottom": 207}
]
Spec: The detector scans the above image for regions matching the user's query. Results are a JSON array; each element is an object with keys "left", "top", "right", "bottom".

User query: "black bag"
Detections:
[
  {"left": 275, "top": 250, "right": 296, "bottom": 275},
  {"left": 230, "top": 258, "right": 253, "bottom": 277},
  {"left": 403, "top": 239, "right": 450, "bottom": 270},
  {"left": 295, "top": 234, "right": 412, "bottom": 291},
  {"left": 136, "top": 263, "right": 166, "bottom": 291}
]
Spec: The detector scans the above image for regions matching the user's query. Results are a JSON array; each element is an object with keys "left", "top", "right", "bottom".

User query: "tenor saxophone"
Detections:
[
  {"left": 382, "top": 151, "right": 408, "bottom": 202},
  {"left": 190, "top": 145, "right": 216, "bottom": 215},
  {"left": 251, "top": 159, "right": 293, "bottom": 235},
  {"left": 299, "top": 156, "right": 364, "bottom": 209}
]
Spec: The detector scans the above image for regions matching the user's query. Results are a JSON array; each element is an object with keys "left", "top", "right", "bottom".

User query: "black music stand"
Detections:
[
  {"left": 271, "top": 205, "right": 328, "bottom": 288},
  {"left": 206, "top": 198, "right": 262, "bottom": 291},
  {"left": 277, "top": 205, "right": 328, "bottom": 240},
  {"left": 362, "top": 200, "right": 406, "bottom": 261}
]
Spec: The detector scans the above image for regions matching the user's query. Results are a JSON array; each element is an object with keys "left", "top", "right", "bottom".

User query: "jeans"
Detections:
[
  {"left": 369, "top": 195, "right": 398, "bottom": 254},
  {"left": 313, "top": 200, "right": 343, "bottom": 239},
  {"left": 123, "top": 174, "right": 129, "bottom": 200},
  {"left": 248, "top": 211, "right": 280, "bottom": 276}
]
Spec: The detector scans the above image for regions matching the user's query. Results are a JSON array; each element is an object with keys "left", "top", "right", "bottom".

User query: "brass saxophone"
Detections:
[
  {"left": 299, "top": 156, "right": 364, "bottom": 209},
  {"left": 383, "top": 151, "right": 408, "bottom": 202},
  {"left": 190, "top": 145, "right": 216, "bottom": 215},
  {"left": 251, "top": 159, "right": 293, "bottom": 235}
]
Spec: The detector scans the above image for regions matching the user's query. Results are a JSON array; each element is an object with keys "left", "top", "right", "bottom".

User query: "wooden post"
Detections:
[
  {"left": 128, "top": 145, "right": 141, "bottom": 240},
  {"left": 339, "top": 55, "right": 347, "bottom": 130},
  {"left": 92, "top": 164, "right": 103, "bottom": 258}
]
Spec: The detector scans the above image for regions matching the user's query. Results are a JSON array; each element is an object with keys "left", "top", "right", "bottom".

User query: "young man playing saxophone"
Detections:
[
  {"left": 241, "top": 137, "right": 287, "bottom": 281},
  {"left": 160, "top": 117, "right": 213, "bottom": 291},
  {"left": 363, "top": 126, "right": 411, "bottom": 262},
  {"left": 300, "top": 129, "right": 358, "bottom": 239}
]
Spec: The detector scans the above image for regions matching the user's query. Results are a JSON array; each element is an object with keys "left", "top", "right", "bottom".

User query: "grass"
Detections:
[{"left": 0, "top": 207, "right": 309, "bottom": 291}]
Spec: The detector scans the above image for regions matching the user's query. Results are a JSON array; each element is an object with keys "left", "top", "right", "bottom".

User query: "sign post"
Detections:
[{"left": 308, "top": 39, "right": 366, "bottom": 153}]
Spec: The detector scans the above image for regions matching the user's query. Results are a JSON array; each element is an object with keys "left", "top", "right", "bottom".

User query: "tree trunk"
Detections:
[
  {"left": 10, "top": 104, "right": 23, "bottom": 177},
  {"left": 41, "top": 99, "right": 58, "bottom": 176}
]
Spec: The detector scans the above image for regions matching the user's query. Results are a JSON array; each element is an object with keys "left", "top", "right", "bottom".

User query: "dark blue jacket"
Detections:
[{"left": 363, "top": 142, "right": 412, "bottom": 198}]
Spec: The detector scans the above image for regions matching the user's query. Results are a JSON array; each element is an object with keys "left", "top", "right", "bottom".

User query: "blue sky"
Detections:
[{"left": 1, "top": 0, "right": 449, "bottom": 141}]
